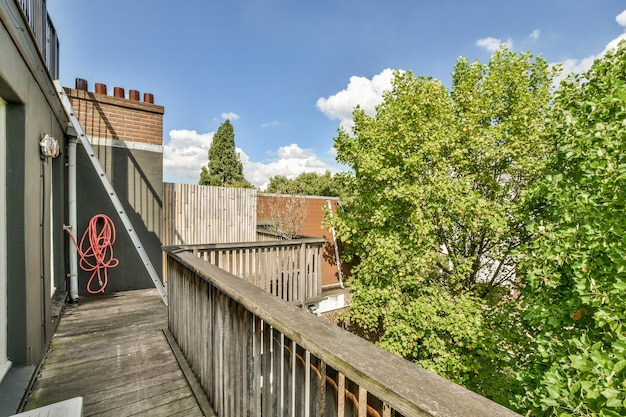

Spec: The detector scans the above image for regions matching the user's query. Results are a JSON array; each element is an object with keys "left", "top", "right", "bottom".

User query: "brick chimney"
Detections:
[{"left": 65, "top": 78, "right": 164, "bottom": 146}]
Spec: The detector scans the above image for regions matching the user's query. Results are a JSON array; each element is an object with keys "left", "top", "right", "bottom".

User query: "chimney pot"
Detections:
[
  {"left": 143, "top": 93, "right": 154, "bottom": 104},
  {"left": 75, "top": 78, "right": 88, "bottom": 91},
  {"left": 95, "top": 83, "right": 107, "bottom": 95},
  {"left": 129, "top": 90, "right": 140, "bottom": 101},
  {"left": 113, "top": 87, "right": 125, "bottom": 98}
]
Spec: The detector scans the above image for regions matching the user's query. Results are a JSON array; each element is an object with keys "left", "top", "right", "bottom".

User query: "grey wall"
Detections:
[
  {"left": 75, "top": 143, "right": 162, "bottom": 295},
  {"left": 1, "top": 1, "right": 68, "bottom": 365}
]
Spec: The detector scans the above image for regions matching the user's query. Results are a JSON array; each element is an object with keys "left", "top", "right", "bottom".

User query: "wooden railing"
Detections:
[
  {"left": 173, "top": 238, "right": 325, "bottom": 307},
  {"left": 18, "top": 0, "right": 59, "bottom": 79},
  {"left": 165, "top": 246, "right": 521, "bottom": 417}
]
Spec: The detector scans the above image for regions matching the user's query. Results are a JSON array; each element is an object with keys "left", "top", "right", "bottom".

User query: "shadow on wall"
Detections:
[{"left": 73, "top": 84, "right": 164, "bottom": 295}]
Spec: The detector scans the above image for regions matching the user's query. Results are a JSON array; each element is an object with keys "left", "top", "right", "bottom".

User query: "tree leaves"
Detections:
[
  {"left": 334, "top": 41, "right": 626, "bottom": 416},
  {"left": 332, "top": 38, "right": 626, "bottom": 416},
  {"left": 517, "top": 41, "right": 626, "bottom": 416},
  {"left": 265, "top": 170, "right": 345, "bottom": 197},
  {"left": 333, "top": 47, "right": 553, "bottom": 403}
]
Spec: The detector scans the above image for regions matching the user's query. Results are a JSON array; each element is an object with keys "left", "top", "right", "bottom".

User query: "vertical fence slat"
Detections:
[
  {"left": 214, "top": 292, "right": 223, "bottom": 415},
  {"left": 358, "top": 386, "right": 368, "bottom": 417},
  {"left": 319, "top": 361, "right": 327, "bottom": 417},
  {"left": 262, "top": 322, "right": 272, "bottom": 417},
  {"left": 292, "top": 340, "right": 297, "bottom": 417},
  {"left": 163, "top": 183, "right": 257, "bottom": 246},
  {"left": 338, "top": 373, "right": 345, "bottom": 417},
  {"left": 253, "top": 317, "right": 262, "bottom": 415},
  {"left": 299, "top": 243, "right": 306, "bottom": 308},
  {"left": 305, "top": 350, "right": 311, "bottom": 417}
]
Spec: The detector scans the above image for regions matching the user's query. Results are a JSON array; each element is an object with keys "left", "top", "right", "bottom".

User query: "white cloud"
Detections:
[
  {"left": 241, "top": 144, "right": 334, "bottom": 190},
  {"left": 529, "top": 29, "right": 540, "bottom": 40},
  {"left": 603, "top": 32, "right": 626, "bottom": 54},
  {"left": 617, "top": 10, "right": 626, "bottom": 27},
  {"left": 316, "top": 68, "right": 396, "bottom": 130},
  {"left": 163, "top": 134, "right": 335, "bottom": 189},
  {"left": 221, "top": 112, "right": 240, "bottom": 120},
  {"left": 557, "top": 56, "right": 598, "bottom": 79},
  {"left": 475, "top": 37, "right": 514, "bottom": 52},
  {"left": 260, "top": 120, "right": 281, "bottom": 128},
  {"left": 553, "top": 9, "right": 626, "bottom": 84},
  {"left": 163, "top": 129, "right": 214, "bottom": 183}
]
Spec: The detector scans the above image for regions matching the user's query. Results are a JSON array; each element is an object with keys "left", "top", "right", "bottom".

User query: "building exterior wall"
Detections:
[
  {"left": 66, "top": 81, "right": 164, "bottom": 295},
  {"left": 0, "top": 96, "right": 6, "bottom": 380},
  {"left": 0, "top": 0, "right": 68, "bottom": 366}
]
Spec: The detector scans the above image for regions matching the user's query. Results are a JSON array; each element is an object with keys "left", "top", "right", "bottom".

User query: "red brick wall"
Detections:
[
  {"left": 65, "top": 81, "right": 164, "bottom": 145},
  {"left": 257, "top": 195, "right": 350, "bottom": 287}
]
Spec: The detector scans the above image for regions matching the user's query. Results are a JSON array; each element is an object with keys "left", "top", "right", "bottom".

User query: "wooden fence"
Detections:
[
  {"left": 165, "top": 247, "right": 521, "bottom": 417},
  {"left": 175, "top": 237, "right": 325, "bottom": 306},
  {"left": 162, "top": 183, "right": 257, "bottom": 246}
]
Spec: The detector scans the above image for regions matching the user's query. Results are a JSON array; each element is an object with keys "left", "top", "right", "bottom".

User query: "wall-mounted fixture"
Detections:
[{"left": 39, "top": 133, "right": 60, "bottom": 159}]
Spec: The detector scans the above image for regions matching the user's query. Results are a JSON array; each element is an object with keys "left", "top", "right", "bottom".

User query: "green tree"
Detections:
[
  {"left": 516, "top": 42, "right": 626, "bottom": 417},
  {"left": 266, "top": 170, "right": 345, "bottom": 197},
  {"left": 265, "top": 175, "right": 292, "bottom": 194},
  {"left": 332, "top": 48, "right": 553, "bottom": 397},
  {"left": 199, "top": 120, "right": 252, "bottom": 187}
]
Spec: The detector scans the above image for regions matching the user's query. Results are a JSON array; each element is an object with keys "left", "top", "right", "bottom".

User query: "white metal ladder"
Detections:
[{"left": 54, "top": 80, "right": 168, "bottom": 305}]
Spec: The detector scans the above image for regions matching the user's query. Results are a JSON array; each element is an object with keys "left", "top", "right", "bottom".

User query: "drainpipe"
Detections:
[{"left": 66, "top": 123, "right": 79, "bottom": 302}]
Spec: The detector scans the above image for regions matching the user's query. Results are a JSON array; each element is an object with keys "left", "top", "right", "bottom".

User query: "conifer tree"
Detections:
[{"left": 199, "top": 120, "right": 251, "bottom": 187}]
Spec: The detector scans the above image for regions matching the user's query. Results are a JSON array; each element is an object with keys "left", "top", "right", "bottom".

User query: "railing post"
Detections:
[
  {"left": 316, "top": 243, "right": 323, "bottom": 296},
  {"left": 299, "top": 242, "right": 306, "bottom": 309}
]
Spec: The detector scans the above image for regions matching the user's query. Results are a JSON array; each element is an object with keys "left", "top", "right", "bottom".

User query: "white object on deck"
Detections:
[{"left": 10, "top": 397, "right": 83, "bottom": 417}]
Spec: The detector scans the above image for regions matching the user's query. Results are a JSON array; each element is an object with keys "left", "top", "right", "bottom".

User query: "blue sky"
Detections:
[{"left": 47, "top": 1, "right": 626, "bottom": 189}]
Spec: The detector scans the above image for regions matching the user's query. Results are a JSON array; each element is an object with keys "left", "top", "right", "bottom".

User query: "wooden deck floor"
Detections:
[{"left": 22, "top": 289, "right": 205, "bottom": 417}]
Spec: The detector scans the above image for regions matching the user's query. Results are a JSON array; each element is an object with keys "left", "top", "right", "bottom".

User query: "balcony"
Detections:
[
  {"left": 18, "top": 0, "right": 59, "bottom": 79},
  {"left": 18, "top": 241, "right": 520, "bottom": 416}
]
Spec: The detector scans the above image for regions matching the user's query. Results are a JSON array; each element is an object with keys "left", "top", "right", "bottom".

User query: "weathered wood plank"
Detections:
[
  {"left": 130, "top": 398, "right": 204, "bottom": 417},
  {"left": 38, "top": 332, "right": 167, "bottom": 368},
  {"left": 86, "top": 386, "right": 195, "bottom": 416},
  {"left": 23, "top": 289, "right": 206, "bottom": 417},
  {"left": 83, "top": 380, "right": 192, "bottom": 415},
  {"left": 28, "top": 362, "right": 180, "bottom": 403},
  {"left": 162, "top": 183, "right": 257, "bottom": 245}
]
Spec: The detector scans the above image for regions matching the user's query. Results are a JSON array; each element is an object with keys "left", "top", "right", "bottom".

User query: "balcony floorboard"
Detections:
[{"left": 22, "top": 289, "right": 204, "bottom": 417}]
